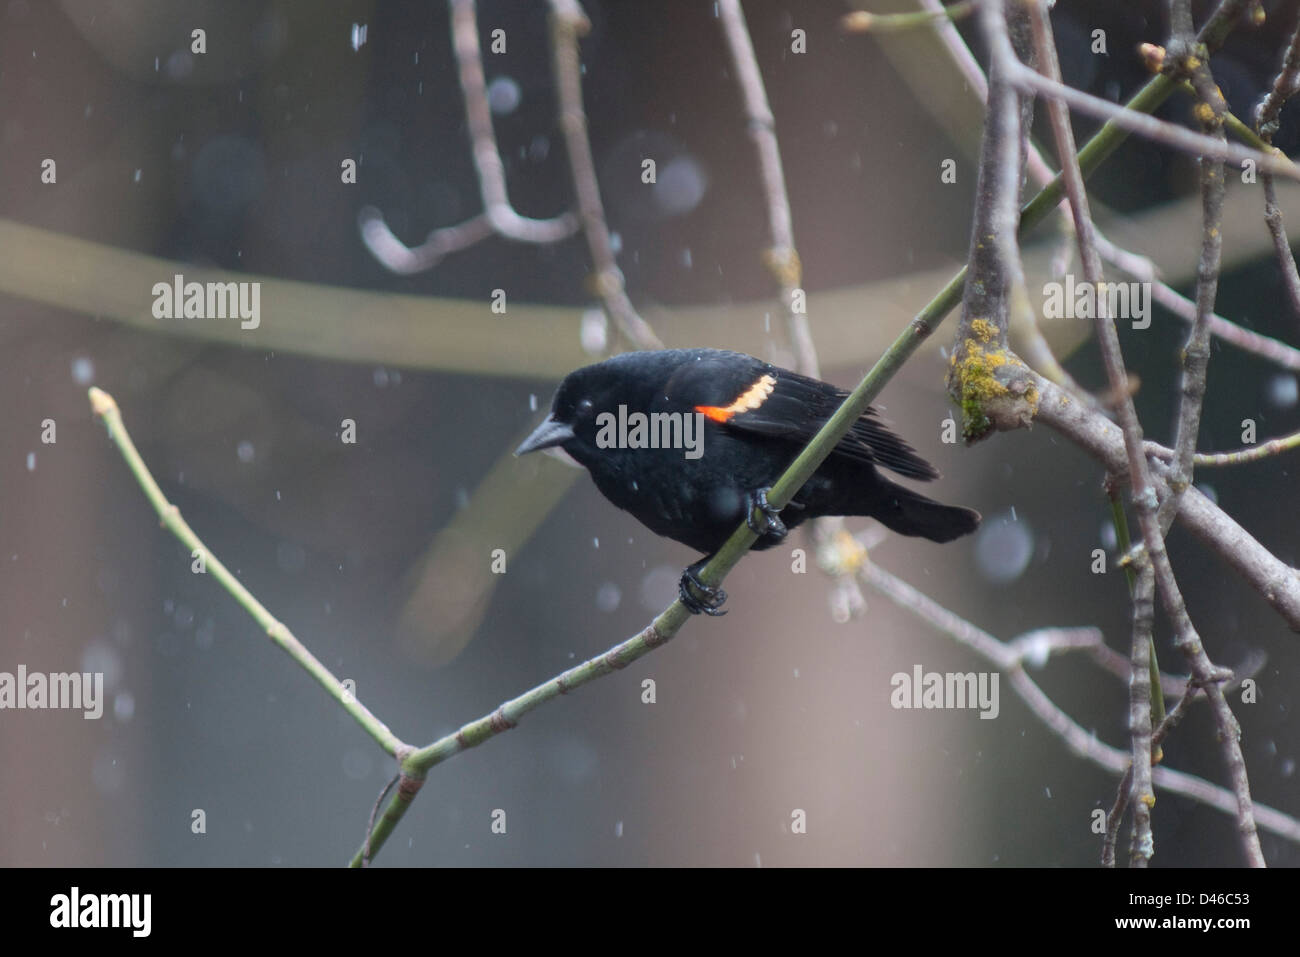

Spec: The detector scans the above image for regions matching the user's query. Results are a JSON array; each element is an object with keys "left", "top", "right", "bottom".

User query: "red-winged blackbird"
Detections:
[{"left": 517, "top": 348, "right": 980, "bottom": 615}]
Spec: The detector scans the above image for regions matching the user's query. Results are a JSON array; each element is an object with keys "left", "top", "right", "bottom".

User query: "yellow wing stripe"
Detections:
[{"left": 695, "top": 373, "right": 777, "bottom": 423}]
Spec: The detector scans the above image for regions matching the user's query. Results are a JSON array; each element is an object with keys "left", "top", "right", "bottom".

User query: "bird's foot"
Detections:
[
  {"left": 679, "top": 566, "right": 728, "bottom": 616},
  {"left": 745, "top": 486, "right": 788, "bottom": 541}
]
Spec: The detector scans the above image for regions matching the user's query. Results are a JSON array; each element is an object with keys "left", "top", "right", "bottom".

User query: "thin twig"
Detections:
[
  {"left": 1127, "top": 561, "right": 1157, "bottom": 867},
  {"left": 1096, "top": 402, "right": 1262, "bottom": 867},
  {"left": 847, "top": 0, "right": 1255, "bottom": 424},
  {"left": 861, "top": 561, "right": 1300, "bottom": 848},
  {"left": 1094, "top": 232, "right": 1300, "bottom": 372},
  {"left": 359, "top": 0, "right": 580, "bottom": 273},
  {"left": 1195, "top": 428, "right": 1300, "bottom": 466},
  {"left": 716, "top": 0, "right": 871, "bottom": 616},
  {"left": 357, "top": 209, "right": 496, "bottom": 274},
  {"left": 1034, "top": 367, "right": 1267, "bottom": 864},
  {"left": 449, "top": 0, "right": 580, "bottom": 242},
  {"left": 547, "top": 0, "right": 663, "bottom": 350},
  {"left": 717, "top": 0, "right": 817, "bottom": 377},
  {"left": 353, "top": 615, "right": 680, "bottom": 864},
  {"left": 1103, "top": 675, "right": 1204, "bottom": 866},
  {"left": 1169, "top": 0, "right": 1195, "bottom": 46},
  {"left": 906, "top": 0, "right": 1300, "bottom": 379},
  {"left": 1034, "top": 374, "right": 1300, "bottom": 630},
  {"left": 1255, "top": 21, "right": 1300, "bottom": 322},
  {"left": 890, "top": 0, "right": 1091, "bottom": 397},
  {"left": 1162, "top": 9, "right": 1228, "bottom": 533},
  {"left": 1001, "top": 55, "right": 1299, "bottom": 182},
  {"left": 1105, "top": 476, "right": 1168, "bottom": 730},
  {"left": 87, "top": 388, "right": 409, "bottom": 757},
  {"left": 1025, "top": 0, "right": 1159, "bottom": 867},
  {"left": 1004, "top": 0, "right": 1263, "bottom": 864}
]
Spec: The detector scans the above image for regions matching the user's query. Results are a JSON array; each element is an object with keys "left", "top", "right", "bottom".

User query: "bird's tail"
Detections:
[{"left": 870, "top": 480, "right": 981, "bottom": 543}]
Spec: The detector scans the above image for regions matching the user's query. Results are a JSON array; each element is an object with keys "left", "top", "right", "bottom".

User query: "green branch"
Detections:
[
  {"left": 352, "top": 616, "right": 681, "bottom": 866},
  {"left": 88, "top": 387, "right": 407, "bottom": 758}
]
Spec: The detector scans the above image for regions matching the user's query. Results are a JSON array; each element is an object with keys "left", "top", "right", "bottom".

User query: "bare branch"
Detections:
[
  {"left": 547, "top": 0, "right": 663, "bottom": 350},
  {"left": 1002, "top": 55, "right": 1299, "bottom": 182},
  {"left": 947, "top": 0, "right": 1039, "bottom": 443},
  {"left": 87, "top": 388, "right": 409, "bottom": 759},
  {"left": 1025, "top": 0, "right": 1162, "bottom": 866},
  {"left": 1104, "top": 674, "right": 1206, "bottom": 866},
  {"left": 717, "top": 0, "right": 817, "bottom": 377},
  {"left": 1256, "top": 21, "right": 1300, "bottom": 322},
  {"left": 1000, "top": 0, "right": 1263, "bottom": 863},
  {"left": 1036, "top": 370, "right": 1272, "bottom": 865},
  {"left": 1162, "top": 11, "right": 1228, "bottom": 532},
  {"left": 860, "top": 561, "right": 1300, "bottom": 848},
  {"left": 1034, "top": 373, "right": 1300, "bottom": 628},
  {"left": 901, "top": 0, "right": 1300, "bottom": 379},
  {"left": 450, "top": 0, "right": 581, "bottom": 242},
  {"left": 357, "top": 208, "right": 495, "bottom": 275},
  {"left": 360, "top": 0, "right": 581, "bottom": 274},
  {"left": 1094, "top": 232, "right": 1300, "bottom": 372},
  {"left": 1127, "top": 562, "right": 1157, "bottom": 867},
  {"left": 1195, "top": 428, "right": 1300, "bottom": 466},
  {"left": 716, "top": 0, "right": 873, "bottom": 616}
]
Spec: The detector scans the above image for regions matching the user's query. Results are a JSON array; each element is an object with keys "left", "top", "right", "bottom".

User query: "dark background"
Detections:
[{"left": 1, "top": 0, "right": 1297, "bottom": 866}]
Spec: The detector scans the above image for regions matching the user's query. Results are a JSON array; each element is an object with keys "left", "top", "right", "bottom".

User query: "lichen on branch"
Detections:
[
  {"left": 946, "top": 0, "right": 1039, "bottom": 443},
  {"left": 948, "top": 317, "right": 1038, "bottom": 440}
]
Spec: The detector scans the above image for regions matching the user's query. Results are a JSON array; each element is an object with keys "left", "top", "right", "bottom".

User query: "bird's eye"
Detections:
[{"left": 576, "top": 398, "right": 595, "bottom": 417}]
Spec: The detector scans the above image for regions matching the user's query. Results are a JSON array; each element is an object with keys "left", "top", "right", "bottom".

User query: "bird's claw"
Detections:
[
  {"left": 746, "top": 486, "right": 788, "bottom": 541},
  {"left": 679, "top": 566, "right": 728, "bottom": 616}
]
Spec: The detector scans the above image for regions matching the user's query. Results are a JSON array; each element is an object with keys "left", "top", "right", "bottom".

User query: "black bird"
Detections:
[{"left": 516, "top": 348, "right": 980, "bottom": 615}]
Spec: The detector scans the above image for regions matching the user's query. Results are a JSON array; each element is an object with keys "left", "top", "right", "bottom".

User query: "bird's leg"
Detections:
[{"left": 678, "top": 561, "right": 728, "bottom": 616}]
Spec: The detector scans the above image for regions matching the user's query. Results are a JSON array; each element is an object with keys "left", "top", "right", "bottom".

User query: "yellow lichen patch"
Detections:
[
  {"left": 949, "top": 339, "right": 1039, "bottom": 440},
  {"left": 969, "top": 317, "right": 999, "bottom": 344}
]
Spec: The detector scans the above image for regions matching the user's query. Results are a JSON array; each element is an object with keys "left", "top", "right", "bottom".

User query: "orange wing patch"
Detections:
[{"left": 695, "top": 373, "right": 777, "bottom": 423}]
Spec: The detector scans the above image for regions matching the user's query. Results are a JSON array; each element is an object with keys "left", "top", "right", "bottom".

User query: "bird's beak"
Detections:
[{"left": 515, "top": 415, "right": 575, "bottom": 456}]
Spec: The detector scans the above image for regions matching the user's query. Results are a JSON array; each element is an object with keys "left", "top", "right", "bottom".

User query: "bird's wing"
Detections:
[{"left": 665, "top": 354, "right": 939, "bottom": 481}]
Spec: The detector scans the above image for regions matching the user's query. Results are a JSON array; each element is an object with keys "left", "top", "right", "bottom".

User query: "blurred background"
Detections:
[{"left": 1, "top": 0, "right": 1297, "bottom": 866}]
